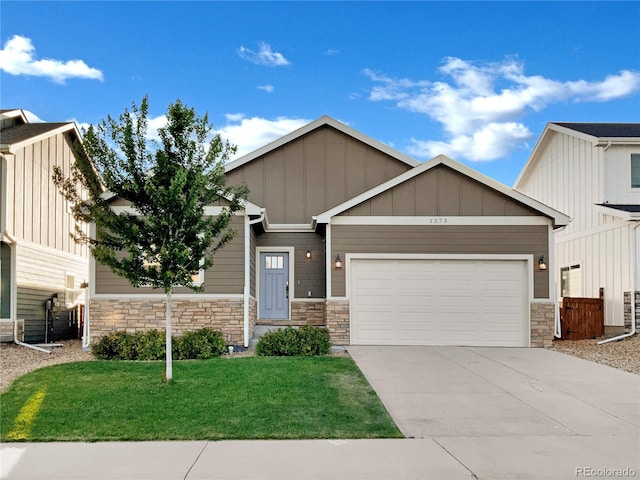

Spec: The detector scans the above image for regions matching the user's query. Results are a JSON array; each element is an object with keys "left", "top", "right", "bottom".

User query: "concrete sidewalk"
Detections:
[{"left": 1, "top": 439, "right": 473, "bottom": 480}]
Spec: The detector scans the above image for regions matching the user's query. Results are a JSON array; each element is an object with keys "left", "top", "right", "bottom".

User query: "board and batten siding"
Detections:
[
  {"left": 255, "top": 231, "right": 326, "bottom": 298},
  {"left": 603, "top": 145, "right": 640, "bottom": 205},
  {"left": 2, "top": 132, "right": 89, "bottom": 258},
  {"left": 516, "top": 131, "right": 639, "bottom": 327},
  {"left": 331, "top": 225, "right": 549, "bottom": 299},
  {"left": 225, "top": 126, "right": 412, "bottom": 224},
  {"left": 516, "top": 131, "right": 602, "bottom": 237},
  {"left": 342, "top": 165, "right": 539, "bottom": 217},
  {"left": 94, "top": 216, "right": 245, "bottom": 295}
]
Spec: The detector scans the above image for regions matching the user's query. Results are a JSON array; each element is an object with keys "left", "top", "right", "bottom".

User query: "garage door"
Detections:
[{"left": 350, "top": 259, "right": 529, "bottom": 347}]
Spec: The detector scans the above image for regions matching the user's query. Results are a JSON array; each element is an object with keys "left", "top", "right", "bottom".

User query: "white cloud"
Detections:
[
  {"left": 217, "top": 115, "right": 310, "bottom": 158},
  {"left": 0, "top": 35, "right": 103, "bottom": 84},
  {"left": 238, "top": 42, "right": 290, "bottom": 66},
  {"left": 408, "top": 122, "right": 532, "bottom": 161},
  {"left": 366, "top": 57, "right": 640, "bottom": 161},
  {"left": 22, "top": 110, "right": 45, "bottom": 123},
  {"left": 258, "top": 84, "right": 275, "bottom": 93}
]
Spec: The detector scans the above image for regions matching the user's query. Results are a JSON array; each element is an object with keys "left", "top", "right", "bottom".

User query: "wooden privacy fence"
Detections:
[{"left": 559, "top": 288, "right": 604, "bottom": 340}]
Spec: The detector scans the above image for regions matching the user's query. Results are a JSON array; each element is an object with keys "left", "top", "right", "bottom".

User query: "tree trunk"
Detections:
[{"left": 165, "top": 287, "right": 173, "bottom": 381}]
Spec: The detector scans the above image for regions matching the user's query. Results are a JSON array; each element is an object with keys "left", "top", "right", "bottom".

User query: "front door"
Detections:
[{"left": 259, "top": 252, "right": 289, "bottom": 319}]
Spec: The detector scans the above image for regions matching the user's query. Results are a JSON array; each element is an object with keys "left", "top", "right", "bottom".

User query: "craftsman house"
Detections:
[{"left": 89, "top": 116, "right": 569, "bottom": 348}]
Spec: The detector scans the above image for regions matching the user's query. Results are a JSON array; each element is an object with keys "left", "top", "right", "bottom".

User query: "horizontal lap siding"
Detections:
[
  {"left": 95, "top": 217, "right": 245, "bottom": 295},
  {"left": 256, "top": 232, "right": 325, "bottom": 298},
  {"left": 331, "top": 225, "right": 549, "bottom": 298}
]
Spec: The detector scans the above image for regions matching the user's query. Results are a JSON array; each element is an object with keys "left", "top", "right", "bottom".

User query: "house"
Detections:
[
  {"left": 89, "top": 116, "right": 569, "bottom": 348},
  {"left": 0, "top": 109, "right": 90, "bottom": 343},
  {"left": 515, "top": 122, "right": 640, "bottom": 336}
]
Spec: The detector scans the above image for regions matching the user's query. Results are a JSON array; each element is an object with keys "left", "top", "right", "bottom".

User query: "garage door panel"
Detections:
[{"left": 351, "top": 259, "right": 528, "bottom": 347}]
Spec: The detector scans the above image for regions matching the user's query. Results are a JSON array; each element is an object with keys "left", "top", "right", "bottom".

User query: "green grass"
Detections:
[{"left": 0, "top": 357, "right": 402, "bottom": 441}]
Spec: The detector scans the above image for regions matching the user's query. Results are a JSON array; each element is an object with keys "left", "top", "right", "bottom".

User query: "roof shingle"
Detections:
[{"left": 553, "top": 123, "right": 640, "bottom": 138}]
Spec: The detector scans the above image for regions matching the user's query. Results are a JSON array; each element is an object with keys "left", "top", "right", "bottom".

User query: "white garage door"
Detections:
[{"left": 350, "top": 259, "right": 529, "bottom": 347}]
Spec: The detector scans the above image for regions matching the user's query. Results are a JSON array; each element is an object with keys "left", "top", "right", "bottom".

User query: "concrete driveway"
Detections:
[{"left": 348, "top": 346, "right": 640, "bottom": 478}]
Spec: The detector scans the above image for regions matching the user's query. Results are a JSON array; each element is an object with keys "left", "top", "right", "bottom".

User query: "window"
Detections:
[
  {"left": 264, "top": 255, "right": 284, "bottom": 270},
  {"left": 560, "top": 265, "right": 581, "bottom": 298},
  {"left": 632, "top": 154, "right": 640, "bottom": 188}
]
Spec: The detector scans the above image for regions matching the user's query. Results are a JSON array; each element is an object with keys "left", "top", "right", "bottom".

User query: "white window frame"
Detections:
[
  {"left": 560, "top": 264, "right": 582, "bottom": 298},
  {"left": 631, "top": 153, "right": 640, "bottom": 189}
]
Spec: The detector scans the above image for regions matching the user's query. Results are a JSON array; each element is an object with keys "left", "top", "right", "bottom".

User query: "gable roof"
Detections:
[
  {"left": 316, "top": 154, "right": 570, "bottom": 227},
  {"left": 224, "top": 115, "right": 421, "bottom": 173},
  {"left": 552, "top": 123, "right": 640, "bottom": 139},
  {"left": 515, "top": 122, "right": 640, "bottom": 189},
  {"left": 1, "top": 121, "right": 82, "bottom": 152},
  {"left": 595, "top": 204, "right": 640, "bottom": 221}
]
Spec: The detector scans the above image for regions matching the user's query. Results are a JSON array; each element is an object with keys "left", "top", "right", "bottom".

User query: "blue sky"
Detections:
[{"left": 1, "top": 1, "right": 639, "bottom": 185}]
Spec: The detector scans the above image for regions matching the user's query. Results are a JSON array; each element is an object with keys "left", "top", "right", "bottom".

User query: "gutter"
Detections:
[
  {"left": 243, "top": 209, "right": 266, "bottom": 347},
  {"left": 598, "top": 221, "right": 640, "bottom": 344},
  {"left": 3, "top": 230, "right": 51, "bottom": 354}
]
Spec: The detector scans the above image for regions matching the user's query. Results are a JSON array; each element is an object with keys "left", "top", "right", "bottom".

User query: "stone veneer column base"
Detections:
[
  {"left": 90, "top": 298, "right": 246, "bottom": 346},
  {"left": 624, "top": 291, "right": 640, "bottom": 331},
  {"left": 530, "top": 302, "right": 555, "bottom": 348},
  {"left": 325, "top": 300, "right": 350, "bottom": 345}
]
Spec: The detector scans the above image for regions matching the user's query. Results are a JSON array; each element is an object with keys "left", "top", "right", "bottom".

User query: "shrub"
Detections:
[
  {"left": 255, "top": 326, "right": 331, "bottom": 357},
  {"left": 92, "top": 328, "right": 226, "bottom": 361},
  {"left": 177, "top": 328, "right": 227, "bottom": 360},
  {"left": 92, "top": 331, "right": 137, "bottom": 360},
  {"left": 297, "top": 325, "right": 331, "bottom": 356},
  {"left": 136, "top": 330, "right": 166, "bottom": 360}
]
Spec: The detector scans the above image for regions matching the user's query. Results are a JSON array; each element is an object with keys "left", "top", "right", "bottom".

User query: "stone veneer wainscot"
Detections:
[{"left": 90, "top": 298, "right": 247, "bottom": 346}]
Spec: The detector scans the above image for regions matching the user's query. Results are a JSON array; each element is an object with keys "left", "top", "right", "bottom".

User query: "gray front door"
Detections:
[{"left": 259, "top": 252, "right": 289, "bottom": 319}]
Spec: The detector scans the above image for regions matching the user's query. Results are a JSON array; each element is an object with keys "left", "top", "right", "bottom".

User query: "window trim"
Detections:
[{"left": 631, "top": 153, "right": 640, "bottom": 189}]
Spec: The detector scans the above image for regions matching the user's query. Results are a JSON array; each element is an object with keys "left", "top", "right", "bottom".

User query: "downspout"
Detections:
[
  {"left": 4, "top": 230, "right": 50, "bottom": 354},
  {"left": 598, "top": 221, "right": 639, "bottom": 344},
  {"left": 82, "top": 281, "right": 91, "bottom": 350},
  {"left": 243, "top": 209, "right": 265, "bottom": 347}
]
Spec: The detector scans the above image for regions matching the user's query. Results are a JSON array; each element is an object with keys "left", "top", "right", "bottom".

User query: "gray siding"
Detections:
[
  {"left": 95, "top": 216, "right": 245, "bottom": 295},
  {"left": 256, "top": 231, "right": 326, "bottom": 298},
  {"left": 342, "top": 165, "right": 539, "bottom": 217},
  {"left": 226, "top": 126, "right": 412, "bottom": 224},
  {"left": 331, "top": 225, "right": 549, "bottom": 299}
]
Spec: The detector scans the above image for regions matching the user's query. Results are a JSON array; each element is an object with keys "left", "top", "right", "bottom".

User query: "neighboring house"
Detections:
[
  {"left": 0, "top": 109, "right": 89, "bottom": 343},
  {"left": 515, "top": 122, "right": 640, "bottom": 336},
  {"left": 90, "top": 116, "right": 569, "bottom": 348}
]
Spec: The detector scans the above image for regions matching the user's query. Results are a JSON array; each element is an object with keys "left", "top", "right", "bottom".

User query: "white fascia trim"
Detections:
[
  {"left": 557, "top": 218, "right": 635, "bottom": 243},
  {"left": 330, "top": 216, "right": 552, "bottom": 226},
  {"left": 317, "top": 155, "right": 570, "bottom": 226},
  {"left": 92, "top": 293, "right": 245, "bottom": 300},
  {"left": 594, "top": 204, "right": 640, "bottom": 221},
  {"left": 0, "top": 109, "right": 27, "bottom": 123},
  {"left": 224, "top": 115, "right": 420, "bottom": 173},
  {"left": 264, "top": 223, "right": 316, "bottom": 232},
  {"left": 1, "top": 122, "right": 81, "bottom": 152},
  {"left": 325, "top": 223, "right": 332, "bottom": 299},
  {"left": 594, "top": 138, "right": 640, "bottom": 147},
  {"left": 255, "top": 246, "right": 295, "bottom": 320}
]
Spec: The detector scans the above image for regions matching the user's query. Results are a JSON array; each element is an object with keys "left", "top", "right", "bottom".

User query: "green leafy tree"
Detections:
[{"left": 53, "top": 97, "right": 248, "bottom": 381}]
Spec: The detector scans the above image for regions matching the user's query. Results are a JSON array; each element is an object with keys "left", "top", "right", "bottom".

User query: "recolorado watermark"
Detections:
[{"left": 576, "top": 467, "right": 637, "bottom": 478}]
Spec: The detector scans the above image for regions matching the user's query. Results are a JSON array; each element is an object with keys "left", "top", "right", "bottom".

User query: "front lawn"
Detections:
[{"left": 0, "top": 356, "right": 402, "bottom": 441}]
